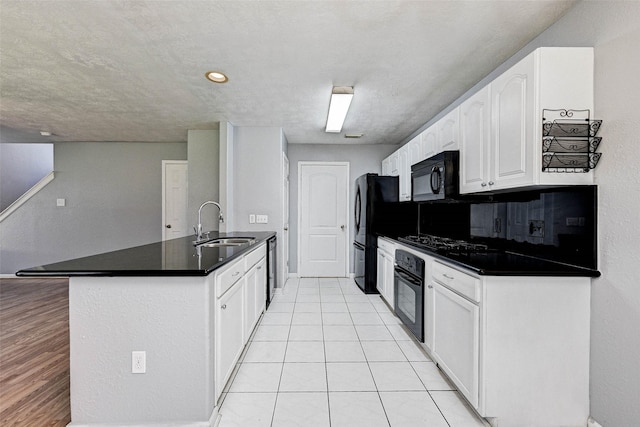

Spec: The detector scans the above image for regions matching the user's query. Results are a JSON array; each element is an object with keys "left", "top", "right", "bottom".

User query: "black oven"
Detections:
[
  {"left": 394, "top": 249, "right": 425, "bottom": 342},
  {"left": 412, "top": 151, "right": 460, "bottom": 202}
]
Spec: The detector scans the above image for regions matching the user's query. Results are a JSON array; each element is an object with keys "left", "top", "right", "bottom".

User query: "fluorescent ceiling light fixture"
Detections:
[
  {"left": 325, "top": 86, "right": 354, "bottom": 133},
  {"left": 205, "top": 71, "right": 228, "bottom": 83}
]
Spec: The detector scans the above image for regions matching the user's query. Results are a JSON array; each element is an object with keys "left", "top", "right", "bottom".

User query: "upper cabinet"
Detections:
[
  {"left": 385, "top": 47, "right": 595, "bottom": 195},
  {"left": 438, "top": 107, "right": 460, "bottom": 152},
  {"left": 460, "top": 47, "right": 595, "bottom": 193}
]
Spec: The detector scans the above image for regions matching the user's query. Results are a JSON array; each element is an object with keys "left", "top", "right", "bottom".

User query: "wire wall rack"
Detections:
[{"left": 542, "top": 109, "right": 603, "bottom": 172}]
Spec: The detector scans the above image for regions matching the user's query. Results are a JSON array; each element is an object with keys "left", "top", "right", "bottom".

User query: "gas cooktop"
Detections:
[{"left": 398, "top": 234, "right": 493, "bottom": 253}]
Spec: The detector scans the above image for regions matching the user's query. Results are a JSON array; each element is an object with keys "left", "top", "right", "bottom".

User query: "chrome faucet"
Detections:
[{"left": 195, "top": 201, "right": 224, "bottom": 241}]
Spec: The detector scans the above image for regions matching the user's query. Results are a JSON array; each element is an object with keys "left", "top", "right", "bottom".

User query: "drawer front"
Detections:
[
  {"left": 216, "top": 257, "right": 244, "bottom": 298},
  {"left": 377, "top": 238, "right": 395, "bottom": 255},
  {"left": 244, "top": 244, "right": 266, "bottom": 270},
  {"left": 432, "top": 261, "right": 480, "bottom": 303}
]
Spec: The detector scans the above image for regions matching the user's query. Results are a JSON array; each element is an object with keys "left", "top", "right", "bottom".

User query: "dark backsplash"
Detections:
[{"left": 416, "top": 186, "right": 597, "bottom": 269}]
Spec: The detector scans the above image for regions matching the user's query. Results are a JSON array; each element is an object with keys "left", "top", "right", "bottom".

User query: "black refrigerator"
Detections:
[{"left": 353, "top": 174, "right": 417, "bottom": 293}]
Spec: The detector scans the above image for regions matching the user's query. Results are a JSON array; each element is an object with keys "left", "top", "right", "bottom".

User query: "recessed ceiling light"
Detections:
[{"left": 205, "top": 71, "right": 228, "bottom": 83}]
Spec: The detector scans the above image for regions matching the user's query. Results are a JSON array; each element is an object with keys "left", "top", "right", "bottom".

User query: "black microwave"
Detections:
[{"left": 411, "top": 151, "right": 460, "bottom": 202}]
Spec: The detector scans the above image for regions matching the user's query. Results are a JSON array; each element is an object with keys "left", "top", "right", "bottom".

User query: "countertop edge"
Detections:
[
  {"left": 385, "top": 236, "right": 601, "bottom": 278},
  {"left": 15, "top": 231, "right": 277, "bottom": 277}
]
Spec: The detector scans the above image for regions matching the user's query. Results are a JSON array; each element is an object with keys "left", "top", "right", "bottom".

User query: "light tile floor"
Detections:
[{"left": 218, "top": 277, "right": 488, "bottom": 427}]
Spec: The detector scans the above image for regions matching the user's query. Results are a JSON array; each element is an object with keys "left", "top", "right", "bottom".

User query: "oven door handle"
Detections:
[{"left": 394, "top": 268, "right": 422, "bottom": 287}]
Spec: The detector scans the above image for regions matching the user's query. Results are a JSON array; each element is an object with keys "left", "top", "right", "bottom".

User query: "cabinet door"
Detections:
[
  {"left": 490, "top": 54, "right": 535, "bottom": 190},
  {"left": 216, "top": 282, "right": 244, "bottom": 399},
  {"left": 421, "top": 125, "right": 438, "bottom": 159},
  {"left": 376, "top": 249, "right": 386, "bottom": 297},
  {"left": 432, "top": 282, "right": 479, "bottom": 409},
  {"left": 460, "top": 86, "right": 491, "bottom": 194},
  {"left": 398, "top": 145, "right": 411, "bottom": 201},
  {"left": 408, "top": 136, "right": 423, "bottom": 166},
  {"left": 382, "top": 157, "right": 392, "bottom": 176},
  {"left": 384, "top": 252, "right": 395, "bottom": 308},
  {"left": 390, "top": 151, "right": 400, "bottom": 177},
  {"left": 244, "top": 264, "right": 261, "bottom": 339},
  {"left": 438, "top": 107, "right": 460, "bottom": 151}
]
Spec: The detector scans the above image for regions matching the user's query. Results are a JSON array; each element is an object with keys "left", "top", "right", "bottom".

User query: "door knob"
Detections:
[
  {"left": 341, "top": 225, "right": 345, "bottom": 231},
  {"left": 165, "top": 224, "right": 172, "bottom": 228},
  {"left": 284, "top": 226, "right": 289, "bottom": 231}
]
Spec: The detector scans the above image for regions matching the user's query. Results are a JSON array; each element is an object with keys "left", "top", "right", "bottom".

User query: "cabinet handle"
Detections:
[
  {"left": 481, "top": 182, "right": 487, "bottom": 187},
  {"left": 488, "top": 181, "right": 495, "bottom": 186},
  {"left": 221, "top": 304, "right": 227, "bottom": 309},
  {"left": 232, "top": 271, "right": 240, "bottom": 277},
  {"left": 443, "top": 273, "right": 454, "bottom": 280},
  {"left": 428, "top": 285, "right": 433, "bottom": 289},
  {"left": 257, "top": 266, "right": 262, "bottom": 270}
]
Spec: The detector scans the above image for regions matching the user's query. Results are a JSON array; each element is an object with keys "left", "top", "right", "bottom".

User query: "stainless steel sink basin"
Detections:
[{"left": 196, "top": 237, "right": 256, "bottom": 248}]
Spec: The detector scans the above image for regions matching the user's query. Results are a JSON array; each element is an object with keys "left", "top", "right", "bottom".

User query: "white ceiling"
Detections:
[{"left": 0, "top": 0, "right": 577, "bottom": 145}]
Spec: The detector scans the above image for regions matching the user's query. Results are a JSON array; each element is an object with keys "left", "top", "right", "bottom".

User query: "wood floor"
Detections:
[{"left": 0, "top": 277, "right": 71, "bottom": 426}]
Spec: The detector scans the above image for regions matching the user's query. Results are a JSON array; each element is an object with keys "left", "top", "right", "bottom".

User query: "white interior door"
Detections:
[
  {"left": 282, "top": 154, "right": 290, "bottom": 283},
  {"left": 299, "top": 162, "right": 349, "bottom": 277},
  {"left": 162, "top": 160, "right": 188, "bottom": 240}
]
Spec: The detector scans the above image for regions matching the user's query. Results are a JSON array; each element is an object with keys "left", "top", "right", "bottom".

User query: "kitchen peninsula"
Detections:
[{"left": 17, "top": 231, "right": 276, "bottom": 427}]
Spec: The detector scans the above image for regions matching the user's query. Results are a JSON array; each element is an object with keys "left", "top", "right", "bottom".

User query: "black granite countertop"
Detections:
[
  {"left": 16, "top": 231, "right": 276, "bottom": 277},
  {"left": 387, "top": 237, "right": 600, "bottom": 277}
]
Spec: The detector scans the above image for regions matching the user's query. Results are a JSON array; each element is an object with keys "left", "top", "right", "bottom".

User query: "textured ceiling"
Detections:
[{"left": 0, "top": 0, "right": 577, "bottom": 145}]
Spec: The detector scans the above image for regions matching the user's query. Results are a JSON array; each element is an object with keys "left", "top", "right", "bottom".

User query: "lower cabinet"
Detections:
[
  {"left": 215, "top": 279, "right": 244, "bottom": 399},
  {"left": 376, "top": 238, "right": 396, "bottom": 307},
  {"left": 214, "top": 244, "right": 267, "bottom": 404},
  {"left": 432, "top": 280, "right": 480, "bottom": 408}
]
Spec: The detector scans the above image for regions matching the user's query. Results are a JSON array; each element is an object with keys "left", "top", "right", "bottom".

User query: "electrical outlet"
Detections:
[
  {"left": 528, "top": 220, "right": 544, "bottom": 237},
  {"left": 256, "top": 215, "right": 268, "bottom": 224},
  {"left": 249, "top": 214, "right": 256, "bottom": 224},
  {"left": 132, "top": 351, "right": 146, "bottom": 374}
]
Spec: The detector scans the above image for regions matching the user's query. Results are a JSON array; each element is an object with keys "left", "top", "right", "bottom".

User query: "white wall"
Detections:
[
  {"left": 0, "top": 143, "right": 53, "bottom": 211},
  {"left": 188, "top": 130, "right": 220, "bottom": 232},
  {"left": 0, "top": 141, "right": 186, "bottom": 274},
  {"left": 233, "top": 126, "right": 287, "bottom": 286},
  {"left": 403, "top": 2, "right": 639, "bottom": 424},
  {"left": 287, "top": 143, "right": 396, "bottom": 274}
]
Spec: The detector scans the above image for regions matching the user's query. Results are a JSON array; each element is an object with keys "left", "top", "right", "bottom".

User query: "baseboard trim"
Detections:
[{"left": 587, "top": 417, "right": 603, "bottom": 427}]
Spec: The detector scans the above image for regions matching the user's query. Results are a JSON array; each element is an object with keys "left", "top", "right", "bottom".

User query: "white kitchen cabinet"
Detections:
[
  {"left": 408, "top": 135, "right": 424, "bottom": 166},
  {"left": 376, "top": 237, "right": 396, "bottom": 307},
  {"left": 381, "top": 157, "right": 392, "bottom": 176},
  {"left": 460, "top": 86, "right": 491, "bottom": 193},
  {"left": 421, "top": 124, "right": 438, "bottom": 160},
  {"left": 460, "top": 47, "right": 594, "bottom": 194},
  {"left": 398, "top": 144, "right": 411, "bottom": 201},
  {"left": 215, "top": 274, "right": 244, "bottom": 399},
  {"left": 431, "top": 263, "right": 480, "bottom": 409},
  {"left": 438, "top": 107, "right": 460, "bottom": 151},
  {"left": 389, "top": 151, "right": 400, "bottom": 177},
  {"left": 215, "top": 243, "right": 267, "bottom": 404}
]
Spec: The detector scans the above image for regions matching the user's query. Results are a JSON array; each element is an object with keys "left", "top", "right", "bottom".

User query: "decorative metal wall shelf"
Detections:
[{"left": 542, "top": 109, "right": 603, "bottom": 172}]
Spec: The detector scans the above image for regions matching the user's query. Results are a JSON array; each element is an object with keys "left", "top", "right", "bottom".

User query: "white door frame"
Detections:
[
  {"left": 161, "top": 160, "right": 188, "bottom": 240},
  {"left": 282, "top": 153, "right": 290, "bottom": 282},
  {"left": 297, "top": 161, "right": 350, "bottom": 277}
]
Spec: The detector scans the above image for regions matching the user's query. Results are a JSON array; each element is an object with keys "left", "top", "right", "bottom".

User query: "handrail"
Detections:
[{"left": 0, "top": 171, "right": 55, "bottom": 223}]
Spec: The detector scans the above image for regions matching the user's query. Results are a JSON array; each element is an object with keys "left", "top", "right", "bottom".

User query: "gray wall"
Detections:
[
  {"left": 0, "top": 141, "right": 186, "bottom": 274},
  {"left": 287, "top": 143, "right": 396, "bottom": 274},
  {"left": 233, "top": 126, "right": 287, "bottom": 286},
  {"left": 188, "top": 130, "right": 220, "bottom": 232},
  {"left": 0, "top": 143, "right": 53, "bottom": 211}
]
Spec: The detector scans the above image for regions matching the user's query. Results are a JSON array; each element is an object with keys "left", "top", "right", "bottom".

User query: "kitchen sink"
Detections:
[{"left": 196, "top": 237, "right": 256, "bottom": 247}]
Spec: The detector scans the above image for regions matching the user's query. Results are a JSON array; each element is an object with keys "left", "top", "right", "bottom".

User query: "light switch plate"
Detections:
[
  {"left": 56, "top": 198, "right": 66, "bottom": 207},
  {"left": 249, "top": 214, "right": 256, "bottom": 224},
  {"left": 256, "top": 214, "right": 268, "bottom": 224}
]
